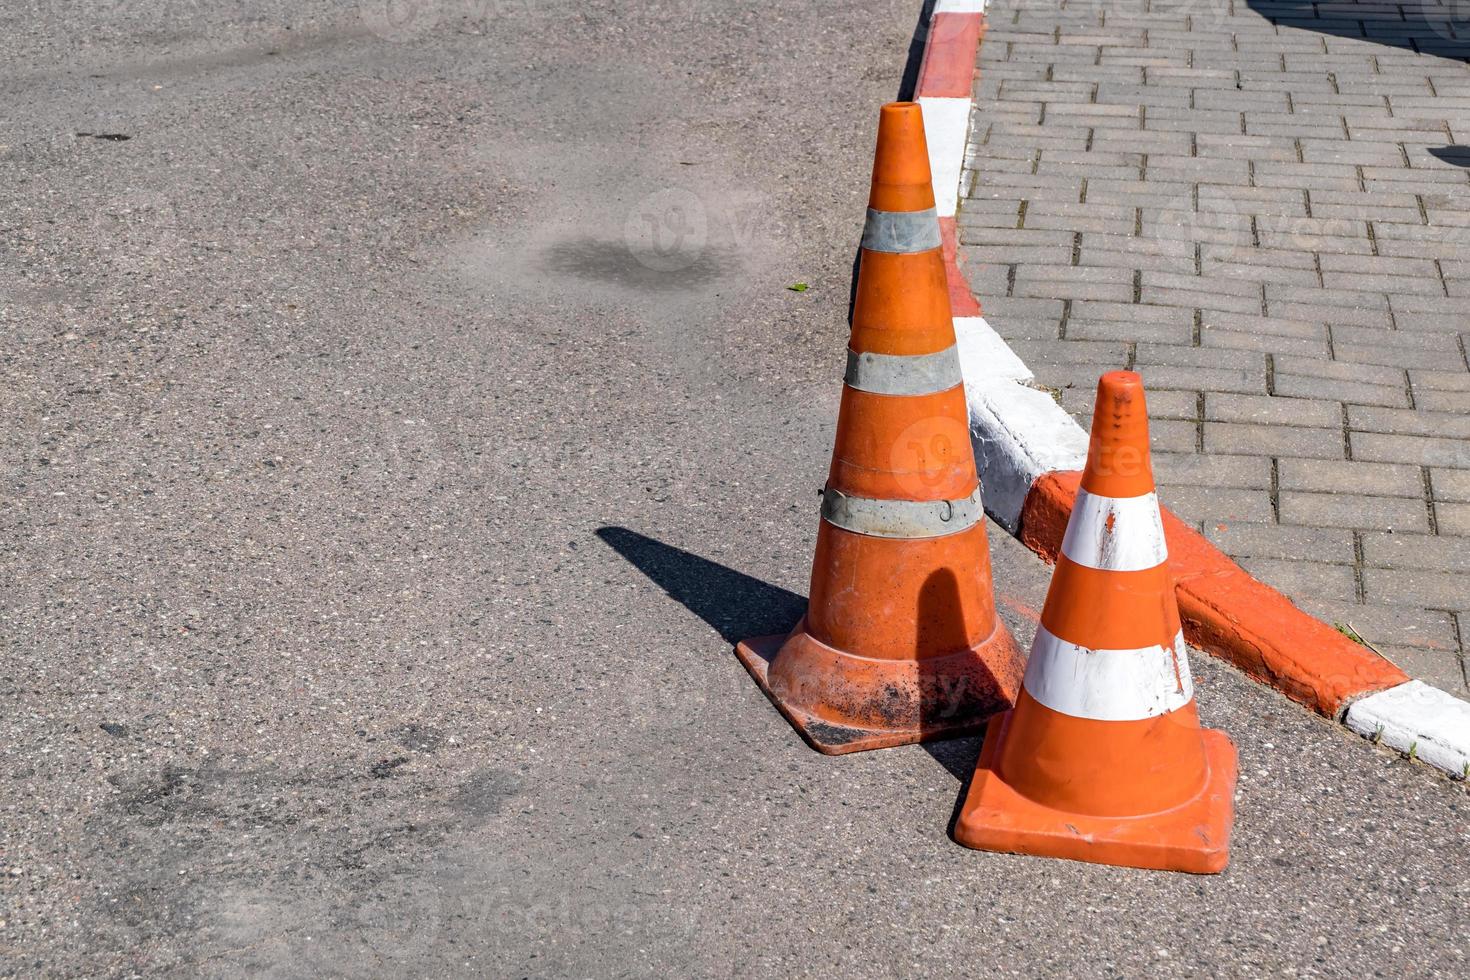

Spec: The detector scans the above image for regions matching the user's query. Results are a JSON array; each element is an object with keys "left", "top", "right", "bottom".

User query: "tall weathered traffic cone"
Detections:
[
  {"left": 735, "top": 103, "right": 1025, "bottom": 755},
  {"left": 954, "top": 371, "right": 1238, "bottom": 872}
]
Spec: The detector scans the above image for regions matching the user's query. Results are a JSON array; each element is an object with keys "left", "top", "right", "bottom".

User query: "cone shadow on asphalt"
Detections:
[
  {"left": 595, "top": 526, "right": 989, "bottom": 796},
  {"left": 595, "top": 527, "right": 805, "bottom": 645},
  {"left": 916, "top": 569, "right": 984, "bottom": 836},
  {"left": 895, "top": 0, "right": 938, "bottom": 104}
]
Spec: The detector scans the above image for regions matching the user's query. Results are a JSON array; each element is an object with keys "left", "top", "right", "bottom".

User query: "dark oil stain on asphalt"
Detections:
[
  {"left": 75, "top": 132, "right": 133, "bottom": 141},
  {"left": 540, "top": 237, "right": 736, "bottom": 292},
  {"left": 395, "top": 723, "right": 446, "bottom": 753},
  {"left": 369, "top": 756, "right": 411, "bottom": 778},
  {"left": 450, "top": 767, "right": 524, "bottom": 823}
]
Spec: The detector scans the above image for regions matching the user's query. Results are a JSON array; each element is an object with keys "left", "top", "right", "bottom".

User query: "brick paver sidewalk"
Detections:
[{"left": 961, "top": 0, "right": 1470, "bottom": 695}]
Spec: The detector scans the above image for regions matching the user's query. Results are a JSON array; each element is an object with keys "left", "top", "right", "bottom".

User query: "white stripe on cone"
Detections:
[
  {"left": 1023, "top": 626, "right": 1195, "bottom": 722},
  {"left": 1060, "top": 488, "right": 1168, "bottom": 572}
]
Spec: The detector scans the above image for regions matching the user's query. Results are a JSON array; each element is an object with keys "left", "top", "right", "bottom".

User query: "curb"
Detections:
[{"left": 911, "top": 0, "right": 1470, "bottom": 780}]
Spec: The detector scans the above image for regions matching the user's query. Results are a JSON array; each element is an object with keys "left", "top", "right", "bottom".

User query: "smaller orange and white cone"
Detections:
[{"left": 954, "top": 370, "right": 1238, "bottom": 874}]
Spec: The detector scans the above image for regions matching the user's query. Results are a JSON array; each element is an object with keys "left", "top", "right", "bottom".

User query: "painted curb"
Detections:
[
  {"left": 911, "top": 0, "right": 1470, "bottom": 779},
  {"left": 1345, "top": 681, "right": 1470, "bottom": 779}
]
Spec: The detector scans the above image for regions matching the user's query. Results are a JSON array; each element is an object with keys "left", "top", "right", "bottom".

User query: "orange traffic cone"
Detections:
[
  {"left": 735, "top": 103, "right": 1025, "bottom": 754},
  {"left": 954, "top": 371, "right": 1238, "bottom": 872}
]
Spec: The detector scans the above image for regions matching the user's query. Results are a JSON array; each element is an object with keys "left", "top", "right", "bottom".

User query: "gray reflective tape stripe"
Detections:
[
  {"left": 820, "top": 487, "right": 984, "bottom": 539},
  {"left": 860, "top": 207, "right": 942, "bottom": 254},
  {"left": 844, "top": 345, "right": 963, "bottom": 396}
]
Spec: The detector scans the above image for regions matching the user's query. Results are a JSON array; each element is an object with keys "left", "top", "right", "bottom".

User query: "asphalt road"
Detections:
[{"left": 2, "top": 1, "right": 1467, "bottom": 976}]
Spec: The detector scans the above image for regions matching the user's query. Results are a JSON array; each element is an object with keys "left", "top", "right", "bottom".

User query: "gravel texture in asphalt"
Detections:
[{"left": 1, "top": 1, "right": 1466, "bottom": 976}]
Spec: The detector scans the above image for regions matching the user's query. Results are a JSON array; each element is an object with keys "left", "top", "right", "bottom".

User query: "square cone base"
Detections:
[
  {"left": 954, "top": 710, "right": 1239, "bottom": 874},
  {"left": 734, "top": 634, "right": 991, "bottom": 755}
]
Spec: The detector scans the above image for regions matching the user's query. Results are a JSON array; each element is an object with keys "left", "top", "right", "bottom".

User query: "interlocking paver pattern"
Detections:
[{"left": 962, "top": 0, "right": 1470, "bottom": 694}]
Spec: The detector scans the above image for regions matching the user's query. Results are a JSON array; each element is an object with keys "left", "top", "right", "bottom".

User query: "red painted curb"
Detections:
[
  {"left": 1018, "top": 472, "right": 1411, "bottom": 717},
  {"left": 916, "top": 13, "right": 986, "bottom": 98},
  {"left": 939, "top": 217, "right": 981, "bottom": 317}
]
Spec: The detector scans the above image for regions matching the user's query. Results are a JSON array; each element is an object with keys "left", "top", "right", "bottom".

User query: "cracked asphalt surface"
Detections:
[{"left": 1, "top": 1, "right": 1466, "bottom": 976}]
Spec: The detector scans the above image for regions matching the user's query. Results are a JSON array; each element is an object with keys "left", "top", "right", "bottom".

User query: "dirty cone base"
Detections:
[
  {"left": 735, "top": 630, "right": 1021, "bottom": 755},
  {"left": 955, "top": 712, "right": 1239, "bottom": 874}
]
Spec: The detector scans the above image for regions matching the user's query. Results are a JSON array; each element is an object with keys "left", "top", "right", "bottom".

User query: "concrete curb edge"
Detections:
[{"left": 914, "top": 0, "right": 1470, "bottom": 780}]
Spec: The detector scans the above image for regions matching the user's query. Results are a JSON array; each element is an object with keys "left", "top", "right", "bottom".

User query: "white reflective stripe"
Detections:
[
  {"left": 934, "top": 0, "right": 986, "bottom": 12},
  {"left": 845, "top": 345, "right": 963, "bottom": 396},
  {"left": 1060, "top": 488, "right": 1168, "bottom": 572},
  {"left": 860, "top": 207, "right": 942, "bottom": 253},
  {"left": 1023, "top": 626, "right": 1194, "bottom": 722},
  {"left": 821, "top": 486, "right": 983, "bottom": 539}
]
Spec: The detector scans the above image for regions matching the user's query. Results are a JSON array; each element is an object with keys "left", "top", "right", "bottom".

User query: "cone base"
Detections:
[
  {"left": 954, "top": 711, "right": 1239, "bottom": 874},
  {"left": 734, "top": 626, "right": 1022, "bottom": 755}
]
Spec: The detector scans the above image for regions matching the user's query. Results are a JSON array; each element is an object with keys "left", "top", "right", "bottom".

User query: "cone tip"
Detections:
[
  {"left": 869, "top": 102, "right": 935, "bottom": 213},
  {"left": 1083, "top": 371, "right": 1154, "bottom": 497}
]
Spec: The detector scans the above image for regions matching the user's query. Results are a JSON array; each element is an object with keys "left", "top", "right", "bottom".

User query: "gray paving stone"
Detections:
[
  {"left": 1279, "top": 491, "right": 1431, "bottom": 531},
  {"left": 1150, "top": 418, "right": 1203, "bottom": 453},
  {"left": 1201, "top": 328, "right": 1332, "bottom": 358},
  {"left": 1278, "top": 458, "right": 1425, "bottom": 498},
  {"left": 1135, "top": 344, "right": 1261, "bottom": 370},
  {"left": 1272, "top": 374, "right": 1412, "bottom": 407},
  {"left": 1202, "top": 313, "right": 1326, "bottom": 340},
  {"left": 1417, "top": 382, "right": 1470, "bottom": 414},
  {"left": 1206, "top": 393, "right": 1342, "bottom": 428},
  {"left": 1352, "top": 432, "right": 1470, "bottom": 468},
  {"left": 1429, "top": 468, "right": 1470, "bottom": 503},
  {"left": 1239, "top": 557, "right": 1362, "bottom": 603},
  {"left": 1160, "top": 485, "right": 1275, "bottom": 524},
  {"left": 1334, "top": 346, "right": 1464, "bottom": 372},
  {"left": 1348, "top": 405, "right": 1470, "bottom": 439},
  {"left": 1010, "top": 339, "right": 1129, "bottom": 368},
  {"left": 1145, "top": 366, "right": 1268, "bottom": 394},
  {"left": 1273, "top": 355, "right": 1406, "bottom": 386},
  {"left": 1207, "top": 522, "right": 1356, "bottom": 563},
  {"left": 1362, "top": 567, "right": 1470, "bottom": 610},
  {"left": 1140, "top": 287, "right": 1265, "bottom": 316},
  {"left": 1068, "top": 318, "right": 1195, "bottom": 345},
  {"left": 1434, "top": 502, "right": 1470, "bottom": 535},
  {"left": 1362, "top": 532, "right": 1470, "bottom": 574},
  {"left": 1205, "top": 422, "right": 1346, "bottom": 458},
  {"left": 1293, "top": 598, "right": 1460, "bottom": 653},
  {"left": 1153, "top": 451, "right": 1272, "bottom": 489},
  {"left": 1407, "top": 367, "right": 1470, "bottom": 391}
]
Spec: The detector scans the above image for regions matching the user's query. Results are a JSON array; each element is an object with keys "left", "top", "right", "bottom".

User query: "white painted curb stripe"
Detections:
[
  {"left": 917, "top": 97, "right": 970, "bottom": 219},
  {"left": 952, "top": 319, "right": 1088, "bottom": 531},
  {"left": 953, "top": 316, "right": 1031, "bottom": 383},
  {"left": 1023, "top": 626, "right": 1194, "bottom": 722},
  {"left": 1344, "top": 681, "right": 1470, "bottom": 779},
  {"left": 1061, "top": 488, "right": 1168, "bottom": 572},
  {"left": 934, "top": 0, "right": 987, "bottom": 12}
]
